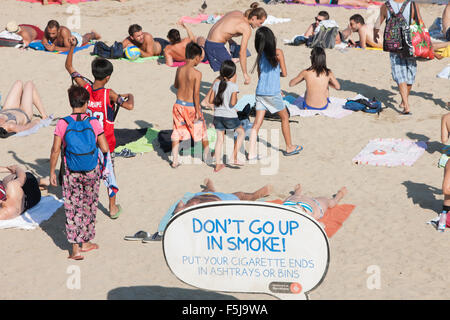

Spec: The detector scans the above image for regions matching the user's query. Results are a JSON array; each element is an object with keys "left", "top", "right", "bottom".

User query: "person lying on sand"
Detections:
[
  {"left": 5, "top": 21, "right": 44, "bottom": 47},
  {"left": 283, "top": 184, "right": 347, "bottom": 221},
  {"left": 140, "top": 178, "right": 273, "bottom": 241},
  {"left": 42, "top": 20, "right": 100, "bottom": 52},
  {"left": 164, "top": 21, "right": 206, "bottom": 66},
  {"left": 0, "top": 80, "right": 48, "bottom": 137},
  {"left": 341, "top": 14, "right": 383, "bottom": 49},
  {"left": 0, "top": 165, "right": 48, "bottom": 220},
  {"left": 443, "top": 2, "right": 449, "bottom": 41},
  {"left": 293, "top": 0, "right": 375, "bottom": 8},
  {"left": 122, "top": 24, "right": 169, "bottom": 57}
]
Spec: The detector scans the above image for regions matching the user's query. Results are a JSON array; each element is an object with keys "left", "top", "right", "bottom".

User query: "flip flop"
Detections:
[
  {"left": 80, "top": 243, "right": 99, "bottom": 253},
  {"left": 110, "top": 204, "right": 122, "bottom": 219},
  {"left": 142, "top": 232, "right": 163, "bottom": 243},
  {"left": 284, "top": 145, "right": 303, "bottom": 156},
  {"left": 124, "top": 230, "right": 150, "bottom": 241},
  {"left": 401, "top": 111, "right": 412, "bottom": 115},
  {"left": 68, "top": 254, "right": 84, "bottom": 260}
]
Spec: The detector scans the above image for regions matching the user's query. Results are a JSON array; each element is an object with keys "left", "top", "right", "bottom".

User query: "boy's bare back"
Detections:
[{"left": 174, "top": 64, "right": 201, "bottom": 103}]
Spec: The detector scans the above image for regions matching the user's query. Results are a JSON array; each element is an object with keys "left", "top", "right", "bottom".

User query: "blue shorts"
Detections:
[
  {"left": 204, "top": 40, "right": 231, "bottom": 72},
  {"left": 255, "top": 94, "right": 285, "bottom": 114},
  {"left": 213, "top": 116, "right": 241, "bottom": 131}
]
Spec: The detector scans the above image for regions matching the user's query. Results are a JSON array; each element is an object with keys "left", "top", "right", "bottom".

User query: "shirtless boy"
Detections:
[
  {"left": 42, "top": 20, "right": 100, "bottom": 52},
  {"left": 122, "top": 24, "right": 169, "bottom": 57},
  {"left": 289, "top": 47, "right": 340, "bottom": 110},
  {"left": 171, "top": 42, "right": 210, "bottom": 168},
  {"left": 342, "top": 14, "right": 383, "bottom": 49},
  {"left": 164, "top": 21, "right": 205, "bottom": 66}
]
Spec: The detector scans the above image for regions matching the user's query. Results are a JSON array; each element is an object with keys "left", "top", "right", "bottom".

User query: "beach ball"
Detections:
[{"left": 124, "top": 46, "right": 141, "bottom": 60}]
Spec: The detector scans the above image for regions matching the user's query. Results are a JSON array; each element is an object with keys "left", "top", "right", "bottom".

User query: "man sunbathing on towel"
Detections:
[
  {"left": 283, "top": 184, "right": 347, "bottom": 221},
  {"left": 164, "top": 21, "right": 206, "bottom": 66},
  {"left": 6, "top": 21, "right": 44, "bottom": 48},
  {"left": 200, "top": 2, "right": 267, "bottom": 108},
  {"left": 142, "top": 179, "right": 273, "bottom": 241},
  {"left": 0, "top": 165, "right": 49, "bottom": 220},
  {"left": 341, "top": 14, "right": 383, "bottom": 49},
  {"left": 122, "top": 24, "right": 170, "bottom": 57},
  {"left": 42, "top": 20, "right": 100, "bottom": 52},
  {"left": 0, "top": 80, "right": 48, "bottom": 138},
  {"left": 293, "top": 0, "right": 375, "bottom": 8}
]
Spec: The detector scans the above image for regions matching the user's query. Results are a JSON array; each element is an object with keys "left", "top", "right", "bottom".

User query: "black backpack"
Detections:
[{"left": 92, "top": 41, "right": 124, "bottom": 59}]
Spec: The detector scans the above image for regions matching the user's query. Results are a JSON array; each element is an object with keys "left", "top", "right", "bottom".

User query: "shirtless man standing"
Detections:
[
  {"left": 42, "top": 20, "right": 100, "bottom": 52},
  {"left": 343, "top": 14, "right": 383, "bottom": 49},
  {"left": 0, "top": 165, "right": 48, "bottom": 220},
  {"left": 164, "top": 21, "right": 205, "bottom": 66},
  {"left": 444, "top": 2, "right": 450, "bottom": 41},
  {"left": 201, "top": 3, "right": 267, "bottom": 107},
  {"left": 6, "top": 21, "right": 44, "bottom": 47},
  {"left": 122, "top": 24, "right": 170, "bottom": 57}
]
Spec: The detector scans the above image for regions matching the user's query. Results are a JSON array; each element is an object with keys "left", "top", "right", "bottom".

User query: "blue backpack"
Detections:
[
  {"left": 63, "top": 115, "right": 99, "bottom": 172},
  {"left": 343, "top": 98, "right": 383, "bottom": 114}
]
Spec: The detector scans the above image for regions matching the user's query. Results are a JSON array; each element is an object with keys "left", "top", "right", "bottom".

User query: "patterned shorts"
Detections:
[{"left": 389, "top": 53, "right": 417, "bottom": 85}]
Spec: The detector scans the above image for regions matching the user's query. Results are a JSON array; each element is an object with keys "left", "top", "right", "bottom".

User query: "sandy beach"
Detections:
[{"left": 0, "top": 0, "right": 449, "bottom": 300}]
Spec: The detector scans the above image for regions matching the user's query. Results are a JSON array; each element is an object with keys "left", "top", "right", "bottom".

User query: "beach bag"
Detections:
[
  {"left": 92, "top": 41, "right": 124, "bottom": 59},
  {"left": 62, "top": 115, "right": 99, "bottom": 172},
  {"left": 308, "top": 26, "right": 338, "bottom": 49},
  {"left": 343, "top": 98, "right": 382, "bottom": 114},
  {"left": 383, "top": 0, "right": 411, "bottom": 54},
  {"left": 157, "top": 130, "right": 173, "bottom": 153},
  {"left": 409, "top": 2, "right": 434, "bottom": 60}
]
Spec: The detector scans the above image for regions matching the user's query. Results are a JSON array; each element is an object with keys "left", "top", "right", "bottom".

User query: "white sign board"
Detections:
[{"left": 163, "top": 201, "right": 330, "bottom": 300}]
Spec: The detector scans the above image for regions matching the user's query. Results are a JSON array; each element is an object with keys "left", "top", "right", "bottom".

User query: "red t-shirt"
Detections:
[{"left": 84, "top": 83, "right": 116, "bottom": 152}]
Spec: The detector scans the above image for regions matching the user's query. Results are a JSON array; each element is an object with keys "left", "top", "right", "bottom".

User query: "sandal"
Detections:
[{"left": 124, "top": 230, "right": 150, "bottom": 241}]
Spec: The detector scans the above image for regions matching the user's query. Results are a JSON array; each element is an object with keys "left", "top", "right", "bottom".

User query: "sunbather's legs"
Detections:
[
  {"left": 248, "top": 110, "right": 266, "bottom": 159},
  {"left": 233, "top": 184, "right": 273, "bottom": 201},
  {"left": 20, "top": 81, "right": 47, "bottom": 120},
  {"left": 315, "top": 187, "right": 347, "bottom": 212},
  {"left": 202, "top": 178, "right": 216, "bottom": 192},
  {"left": 3, "top": 80, "right": 23, "bottom": 110},
  {"left": 82, "top": 31, "right": 101, "bottom": 44},
  {"left": 30, "top": 82, "right": 47, "bottom": 119}
]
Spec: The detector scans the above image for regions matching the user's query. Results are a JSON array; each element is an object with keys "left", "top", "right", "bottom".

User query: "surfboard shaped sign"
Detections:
[{"left": 163, "top": 201, "right": 330, "bottom": 300}]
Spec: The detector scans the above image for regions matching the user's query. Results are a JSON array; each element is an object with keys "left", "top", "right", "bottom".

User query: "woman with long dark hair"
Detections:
[
  {"left": 289, "top": 47, "right": 340, "bottom": 110},
  {"left": 248, "top": 26, "right": 301, "bottom": 160}
]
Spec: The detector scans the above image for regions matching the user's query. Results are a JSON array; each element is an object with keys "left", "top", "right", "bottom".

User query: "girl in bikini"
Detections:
[
  {"left": 289, "top": 47, "right": 340, "bottom": 111},
  {"left": 0, "top": 80, "right": 48, "bottom": 137}
]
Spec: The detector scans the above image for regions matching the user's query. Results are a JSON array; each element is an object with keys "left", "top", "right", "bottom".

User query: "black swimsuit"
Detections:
[
  {"left": 154, "top": 37, "right": 170, "bottom": 55},
  {"left": 22, "top": 172, "right": 41, "bottom": 211}
]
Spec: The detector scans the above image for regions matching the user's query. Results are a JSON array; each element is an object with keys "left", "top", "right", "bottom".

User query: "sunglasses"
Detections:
[{"left": 315, "top": 17, "right": 324, "bottom": 22}]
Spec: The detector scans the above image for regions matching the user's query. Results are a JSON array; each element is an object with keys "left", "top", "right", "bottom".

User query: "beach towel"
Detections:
[
  {"left": 28, "top": 40, "right": 93, "bottom": 54},
  {"left": 114, "top": 127, "right": 160, "bottom": 154},
  {"left": 119, "top": 56, "right": 161, "bottom": 63},
  {"left": 267, "top": 199, "right": 355, "bottom": 238},
  {"left": 287, "top": 95, "right": 354, "bottom": 119},
  {"left": 13, "top": 115, "right": 54, "bottom": 137},
  {"left": 180, "top": 14, "right": 290, "bottom": 25},
  {"left": 0, "top": 30, "right": 23, "bottom": 48},
  {"left": 0, "top": 195, "right": 63, "bottom": 230},
  {"left": 98, "top": 151, "right": 118, "bottom": 198},
  {"left": 285, "top": 0, "right": 382, "bottom": 9},
  {"left": 353, "top": 138, "right": 427, "bottom": 166}
]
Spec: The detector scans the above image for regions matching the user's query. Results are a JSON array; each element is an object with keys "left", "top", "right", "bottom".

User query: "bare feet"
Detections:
[
  {"left": 91, "top": 30, "right": 101, "bottom": 41},
  {"left": 255, "top": 184, "right": 273, "bottom": 199},
  {"left": 231, "top": 159, "right": 245, "bottom": 166},
  {"left": 214, "top": 163, "right": 225, "bottom": 172},
  {"left": 334, "top": 187, "right": 347, "bottom": 203},
  {"left": 203, "top": 178, "right": 216, "bottom": 192},
  {"left": 81, "top": 242, "right": 99, "bottom": 253},
  {"left": 293, "top": 184, "right": 302, "bottom": 196},
  {"left": 68, "top": 244, "right": 83, "bottom": 260}
]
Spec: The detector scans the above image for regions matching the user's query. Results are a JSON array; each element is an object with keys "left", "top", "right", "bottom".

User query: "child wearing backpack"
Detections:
[
  {"left": 208, "top": 60, "right": 245, "bottom": 172},
  {"left": 289, "top": 47, "right": 340, "bottom": 110},
  {"left": 248, "top": 26, "right": 301, "bottom": 160},
  {"left": 50, "top": 85, "right": 110, "bottom": 260},
  {"left": 374, "top": 0, "right": 423, "bottom": 115},
  {"left": 65, "top": 36, "right": 134, "bottom": 219}
]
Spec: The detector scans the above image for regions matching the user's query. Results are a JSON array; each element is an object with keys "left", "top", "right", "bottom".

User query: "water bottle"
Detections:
[{"left": 438, "top": 211, "right": 447, "bottom": 232}]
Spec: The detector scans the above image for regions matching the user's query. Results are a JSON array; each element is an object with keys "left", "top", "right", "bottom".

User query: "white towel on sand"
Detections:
[
  {"left": 353, "top": 138, "right": 427, "bottom": 166},
  {"left": 437, "top": 65, "right": 450, "bottom": 80},
  {"left": 263, "top": 15, "right": 291, "bottom": 25},
  {"left": 287, "top": 96, "right": 354, "bottom": 119},
  {"left": 0, "top": 195, "right": 63, "bottom": 230}
]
